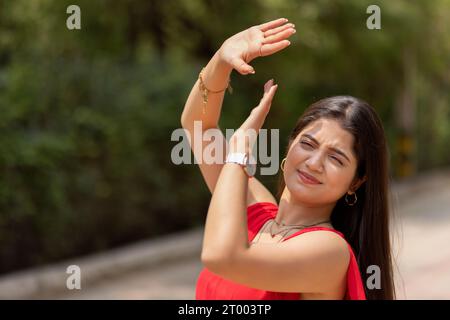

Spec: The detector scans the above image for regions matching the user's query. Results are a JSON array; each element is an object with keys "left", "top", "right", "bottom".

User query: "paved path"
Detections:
[
  {"left": 393, "top": 175, "right": 450, "bottom": 299},
  {"left": 56, "top": 259, "right": 202, "bottom": 300},
  {"left": 51, "top": 170, "right": 450, "bottom": 300}
]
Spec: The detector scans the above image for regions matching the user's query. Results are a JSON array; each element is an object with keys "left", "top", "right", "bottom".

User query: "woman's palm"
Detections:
[{"left": 220, "top": 18, "right": 296, "bottom": 75}]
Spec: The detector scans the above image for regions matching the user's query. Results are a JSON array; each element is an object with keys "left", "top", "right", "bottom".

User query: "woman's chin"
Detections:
[{"left": 288, "top": 183, "right": 316, "bottom": 197}]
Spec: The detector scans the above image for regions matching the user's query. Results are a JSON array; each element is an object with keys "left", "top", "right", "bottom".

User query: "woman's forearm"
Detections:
[
  {"left": 202, "top": 162, "right": 249, "bottom": 263},
  {"left": 181, "top": 49, "right": 233, "bottom": 129}
]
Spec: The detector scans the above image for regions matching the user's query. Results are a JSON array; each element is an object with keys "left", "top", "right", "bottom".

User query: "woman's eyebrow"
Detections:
[{"left": 301, "top": 133, "right": 351, "bottom": 162}]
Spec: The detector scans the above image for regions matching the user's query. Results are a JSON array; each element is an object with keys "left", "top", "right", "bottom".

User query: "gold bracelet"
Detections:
[{"left": 198, "top": 67, "right": 233, "bottom": 114}]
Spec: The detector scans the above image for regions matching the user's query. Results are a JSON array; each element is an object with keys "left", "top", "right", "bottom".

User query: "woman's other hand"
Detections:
[{"left": 229, "top": 79, "right": 278, "bottom": 154}]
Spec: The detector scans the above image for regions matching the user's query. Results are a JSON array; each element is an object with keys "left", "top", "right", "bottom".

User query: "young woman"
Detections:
[{"left": 181, "top": 18, "right": 395, "bottom": 300}]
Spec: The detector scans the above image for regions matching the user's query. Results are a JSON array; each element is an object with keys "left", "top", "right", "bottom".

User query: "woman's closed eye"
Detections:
[
  {"left": 300, "top": 141, "right": 344, "bottom": 166},
  {"left": 329, "top": 155, "right": 343, "bottom": 166},
  {"left": 300, "top": 141, "right": 313, "bottom": 149}
]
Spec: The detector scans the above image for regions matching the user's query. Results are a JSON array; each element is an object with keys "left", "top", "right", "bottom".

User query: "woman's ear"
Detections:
[
  {"left": 350, "top": 175, "right": 367, "bottom": 193},
  {"left": 360, "top": 175, "right": 368, "bottom": 184}
]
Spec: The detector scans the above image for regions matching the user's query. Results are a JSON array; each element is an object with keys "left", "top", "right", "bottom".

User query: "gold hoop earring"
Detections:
[
  {"left": 280, "top": 158, "right": 286, "bottom": 172},
  {"left": 345, "top": 192, "right": 357, "bottom": 206}
]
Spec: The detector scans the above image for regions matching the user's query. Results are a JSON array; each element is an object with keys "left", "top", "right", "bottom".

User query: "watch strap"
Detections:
[{"left": 225, "top": 152, "right": 248, "bottom": 165}]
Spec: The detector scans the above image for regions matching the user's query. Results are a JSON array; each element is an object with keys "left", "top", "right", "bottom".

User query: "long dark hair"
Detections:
[{"left": 277, "top": 96, "right": 396, "bottom": 300}]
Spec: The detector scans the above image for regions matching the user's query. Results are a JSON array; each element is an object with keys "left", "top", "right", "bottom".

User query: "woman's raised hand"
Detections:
[{"left": 219, "top": 18, "right": 296, "bottom": 75}]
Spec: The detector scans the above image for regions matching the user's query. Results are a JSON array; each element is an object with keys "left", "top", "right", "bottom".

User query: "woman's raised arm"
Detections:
[{"left": 180, "top": 18, "right": 295, "bottom": 203}]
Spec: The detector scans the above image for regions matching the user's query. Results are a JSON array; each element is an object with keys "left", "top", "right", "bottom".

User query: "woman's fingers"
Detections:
[
  {"left": 264, "top": 23, "right": 295, "bottom": 38},
  {"left": 263, "top": 27, "right": 296, "bottom": 45},
  {"left": 260, "top": 40, "right": 291, "bottom": 57},
  {"left": 240, "top": 80, "right": 278, "bottom": 132},
  {"left": 230, "top": 56, "right": 255, "bottom": 75},
  {"left": 257, "top": 19, "right": 295, "bottom": 57},
  {"left": 258, "top": 18, "right": 289, "bottom": 32},
  {"left": 260, "top": 80, "right": 278, "bottom": 113},
  {"left": 236, "top": 80, "right": 277, "bottom": 153},
  {"left": 264, "top": 79, "right": 274, "bottom": 94}
]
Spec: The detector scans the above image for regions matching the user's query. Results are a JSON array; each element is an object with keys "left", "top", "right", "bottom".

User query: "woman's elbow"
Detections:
[
  {"left": 180, "top": 113, "right": 188, "bottom": 127},
  {"left": 201, "top": 251, "right": 230, "bottom": 273}
]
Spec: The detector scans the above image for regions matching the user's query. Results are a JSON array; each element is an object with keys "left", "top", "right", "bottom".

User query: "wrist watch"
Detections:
[{"left": 225, "top": 152, "right": 257, "bottom": 178}]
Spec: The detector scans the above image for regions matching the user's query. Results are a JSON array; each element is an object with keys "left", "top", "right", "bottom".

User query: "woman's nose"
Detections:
[{"left": 305, "top": 152, "right": 324, "bottom": 172}]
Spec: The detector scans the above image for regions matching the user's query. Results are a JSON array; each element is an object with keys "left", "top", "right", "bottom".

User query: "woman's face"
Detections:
[{"left": 284, "top": 118, "right": 359, "bottom": 205}]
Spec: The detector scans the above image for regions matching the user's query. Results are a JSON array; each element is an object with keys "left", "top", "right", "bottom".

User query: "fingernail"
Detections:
[{"left": 287, "top": 41, "right": 291, "bottom": 46}]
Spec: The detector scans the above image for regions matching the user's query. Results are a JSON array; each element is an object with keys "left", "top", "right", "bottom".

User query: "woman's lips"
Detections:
[{"left": 297, "top": 170, "right": 322, "bottom": 185}]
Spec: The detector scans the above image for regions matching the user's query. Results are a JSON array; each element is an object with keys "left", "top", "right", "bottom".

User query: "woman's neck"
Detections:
[{"left": 276, "top": 188, "right": 336, "bottom": 227}]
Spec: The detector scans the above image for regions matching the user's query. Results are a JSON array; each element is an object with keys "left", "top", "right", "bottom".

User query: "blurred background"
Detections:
[{"left": 0, "top": 0, "right": 449, "bottom": 299}]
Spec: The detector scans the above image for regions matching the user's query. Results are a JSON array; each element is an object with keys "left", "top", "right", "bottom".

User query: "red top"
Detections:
[{"left": 196, "top": 202, "right": 367, "bottom": 300}]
